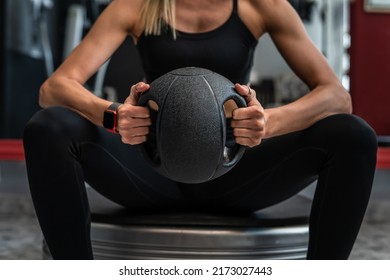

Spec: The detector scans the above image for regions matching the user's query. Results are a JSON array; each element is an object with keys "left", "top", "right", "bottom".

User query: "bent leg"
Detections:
[
  {"left": 305, "top": 114, "right": 377, "bottom": 259},
  {"left": 198, "top": 114, "right": 377, "bottom": 259},
  {"left": 23, "top": 107, "right": 183, "bottom": 259}
]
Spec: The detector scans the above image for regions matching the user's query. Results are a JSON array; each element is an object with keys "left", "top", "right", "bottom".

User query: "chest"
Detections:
[
  {"left": 174, "top": 1, "right": 232, "bottom": 33},
  {"left": 137, "top": 21, "right": 257, "bottom": 84}
]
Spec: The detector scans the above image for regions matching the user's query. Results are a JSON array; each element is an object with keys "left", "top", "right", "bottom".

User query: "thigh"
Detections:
[
  {"left": 191, "top": 129, "right": 322, "bottom": 212},
  {"left": 80, "top": 129, "right": 187, "bottom": 210},
  {"left": 195, "top": 114, "right": 376, "bottom": 212},
  {"left": 26, "top": 106, "right": 186, "bottom": 211}
]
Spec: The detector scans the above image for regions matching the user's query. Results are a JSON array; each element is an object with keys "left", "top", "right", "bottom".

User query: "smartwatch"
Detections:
[{"left": 103, "top": 102, "right": 121, "bottom": 133}]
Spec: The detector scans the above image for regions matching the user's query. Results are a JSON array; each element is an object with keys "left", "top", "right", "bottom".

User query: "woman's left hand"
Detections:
[{"left": 231, "top": 84, "right": 267, "bottom": 147}]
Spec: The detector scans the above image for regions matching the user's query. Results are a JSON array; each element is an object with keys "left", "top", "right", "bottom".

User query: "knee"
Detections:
[
  {"left": 339, "top": 114, "right": 376, "bottom": 150},
  {"left": 25, "top": 107, "right": 69, "bottom": 140},
  {"left": 24, "top": 107, "right": 91, "bottom": 144},
  {"left": 319, "top": 114, "right": 378, "bottom": 154}
]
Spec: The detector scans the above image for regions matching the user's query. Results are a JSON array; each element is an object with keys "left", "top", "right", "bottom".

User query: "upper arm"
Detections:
[
  {"left": 254, "top": 0, "right": 340, "bottom": 89},
  {"left": 51, "top": 0, "right": 142, "bottom": 85}
]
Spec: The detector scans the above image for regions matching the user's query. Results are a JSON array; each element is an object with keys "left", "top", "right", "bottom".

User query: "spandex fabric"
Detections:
[
  {"left": 24, "top": 107, "right": 377, "bottom": 259},
  {"left": 136, "top": 0, "right": 258, "bottom": 84}
]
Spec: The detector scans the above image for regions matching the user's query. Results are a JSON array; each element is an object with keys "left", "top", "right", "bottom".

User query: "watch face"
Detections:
[{"left": 103, "top": 111, "right": 116, "bottom": 129}]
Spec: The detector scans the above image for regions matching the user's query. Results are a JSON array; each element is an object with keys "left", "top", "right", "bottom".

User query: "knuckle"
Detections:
[
  {"left": 231, "top": 108, "right": 240, "bottom": 119},
  {"left": 255, "top": 128, "right": 265, "bottom": 137},
  {"left": 254, "top": 119, "right": 263, "bottom": 129},
  {"left": 235, "top": 137, "right": 243, "bottom": 145},
  {"left": 118, "top": 104, "right": 132, "bottom": 115},
  {"left": 121, "top": 137, "right": 131, "bottom": 145},
  {"left": 250, "top": 138, "right": 262, "bottom": 147},
  {"left": 252, "top": 106, "right": 263, "bottom": 116}
]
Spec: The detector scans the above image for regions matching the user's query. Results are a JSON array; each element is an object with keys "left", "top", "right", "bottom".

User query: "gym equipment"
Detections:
[
  {"left": 6, "top": 0, "right": 54, "bottom": 76},
  {"left": 42, "top": 188, "right": 311, "bottom": 260},
  {"left": 138, "top": 67, "right": 247, "bottom": 184}
]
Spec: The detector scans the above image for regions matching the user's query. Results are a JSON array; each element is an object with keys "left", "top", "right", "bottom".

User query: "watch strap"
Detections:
[
  {"left": 103, "top": 102, "right": 121, "bottom": 133},
  {"left": 107, "top": 102, "right": 121, "bottom": 112}
]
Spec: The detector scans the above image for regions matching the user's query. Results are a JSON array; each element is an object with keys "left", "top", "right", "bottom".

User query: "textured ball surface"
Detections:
[{"left": 138, "top": 67, "right": 246, "bottom": 183}]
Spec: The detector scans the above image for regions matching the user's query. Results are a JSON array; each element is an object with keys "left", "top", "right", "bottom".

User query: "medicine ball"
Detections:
[{"left": 138, "top": 67, "right": 247, "bottom": 184}]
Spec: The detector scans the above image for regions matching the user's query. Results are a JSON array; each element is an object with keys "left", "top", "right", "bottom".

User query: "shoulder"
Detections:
[
  {"left": 109, "top": 0, "right": 143, "bottom": 11},
  {"left": 103, "top": 0, "right": 144, "bottom": 35},
  {"left": 249, "top": 0, "right": 295, "bottom": 18},
  {"left": 240, "top": 0, "right": 300, "bottom": 38},
  {"left": 247, "top": 0, "right": 300, "bottom": 31}
]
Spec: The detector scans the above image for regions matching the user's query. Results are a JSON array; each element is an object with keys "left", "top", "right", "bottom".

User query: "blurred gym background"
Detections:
[{"left": 0, "top": 0, "right": 389, "bottom": 259}]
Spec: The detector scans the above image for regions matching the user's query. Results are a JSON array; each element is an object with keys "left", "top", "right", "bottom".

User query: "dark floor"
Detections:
[{"left": 0, "top": 160, "right": 389, "bottom": 260}]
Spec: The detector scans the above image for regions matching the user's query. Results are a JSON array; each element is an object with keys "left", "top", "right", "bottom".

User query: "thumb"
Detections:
[
  {"left": 125, "top": 82, "right": 150, "bottom": 106},
  {"left": 234, "top": 83, "right": 260, "bottom": 107}
]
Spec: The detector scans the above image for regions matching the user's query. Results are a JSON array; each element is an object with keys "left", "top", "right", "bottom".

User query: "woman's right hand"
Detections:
[{"left": 117, "top": 82, "right": 151, "bottom": 145}]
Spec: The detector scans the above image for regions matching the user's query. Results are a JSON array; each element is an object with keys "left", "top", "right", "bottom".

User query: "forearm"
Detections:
[
  {"left": 264, "top": 83, "right": 352, "bottom": 138},
  {"left": 39, "top": 77, "right": 112, "bottom": 126}
]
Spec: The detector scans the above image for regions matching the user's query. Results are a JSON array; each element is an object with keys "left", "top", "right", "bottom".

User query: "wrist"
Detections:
[
  {"left": 263, "top": 108, "right": 279, "bottom": 139},
  {"left": 102, "top": 102, "right": 122, "bottom": 133}
]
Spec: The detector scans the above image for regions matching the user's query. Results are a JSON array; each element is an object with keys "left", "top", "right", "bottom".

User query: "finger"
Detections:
[
  {"left": 231, "top": 121, "right": 266, "bottom": 147},
  {"left": 235, "top": 136, "right": 262, "bottom": 148},
  {"left": 125, "top": 82, "right": 150, "bottom": 106},
  {"left": 118, "top": 104, "right": 150, "bottom": 118},
  {"left": 233, "top": 125, "right": 265, "bottom": 148},
  {"left": 233, "top": 126, "right": 265, "bottom": 137},
  {"left": 121, "top": 126, "right": 150, "bottom": 137},
  {"left": 117, "top": 113, "right": 151, "bottom": 135},
  {"left": 234, "top": 83, "right": 258, "bottom": 105},
  {"left": 232, "top": 106, "right": 264, "bottom": 121},
  {"left": 119, "top": 126, "right": 150, "bottom": 145},
  {"left": 230, "top": 119, "right": 255, "bottom": 128},
  {"left": 117, "top": 118, "right": 152, "bottom": 131},
  {"left": 121, "top": 135, "right": 148, "bottom": 145}
]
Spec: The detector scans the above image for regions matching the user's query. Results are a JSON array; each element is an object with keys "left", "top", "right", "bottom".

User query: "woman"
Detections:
[{"left": 23, "top": 0, "right": 377, "bottom": 259}]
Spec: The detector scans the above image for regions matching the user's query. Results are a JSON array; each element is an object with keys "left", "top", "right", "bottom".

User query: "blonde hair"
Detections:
[{"left": 140, "top": 0, "right": 176, "bottom": 38}]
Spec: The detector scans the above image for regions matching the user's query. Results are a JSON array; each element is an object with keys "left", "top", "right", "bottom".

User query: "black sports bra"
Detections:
[{"left": 136, "top": 0, "right": 258, "bottom": 84}]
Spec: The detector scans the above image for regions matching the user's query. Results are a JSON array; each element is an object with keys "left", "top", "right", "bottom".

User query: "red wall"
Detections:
[{"left": 350, "top": 0, "right": 390, "bottom": 135}]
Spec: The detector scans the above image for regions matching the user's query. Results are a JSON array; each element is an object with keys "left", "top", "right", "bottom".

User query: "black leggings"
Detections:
[{"left": 23, "top": 107, "right": 377, "bottom": 260}]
